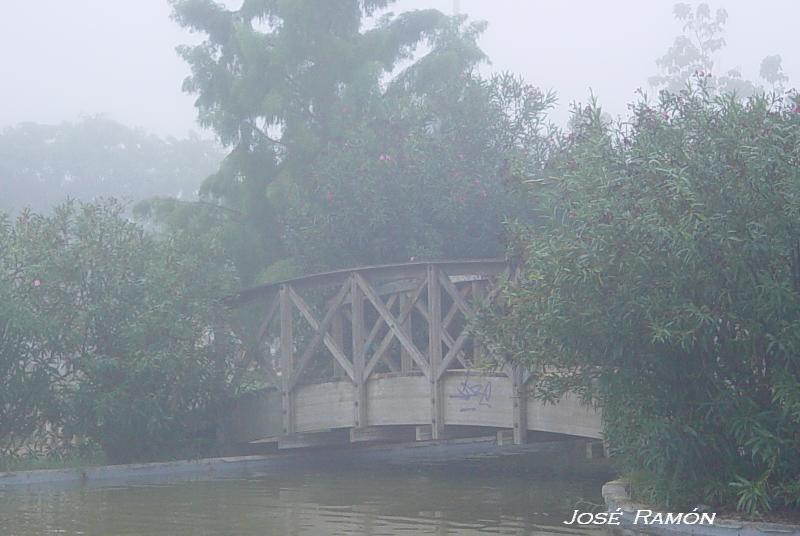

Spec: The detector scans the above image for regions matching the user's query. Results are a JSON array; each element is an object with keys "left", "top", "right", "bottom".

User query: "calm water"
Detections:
[{"left": 0, "top": 459, "right": 609, "bottom": 535}]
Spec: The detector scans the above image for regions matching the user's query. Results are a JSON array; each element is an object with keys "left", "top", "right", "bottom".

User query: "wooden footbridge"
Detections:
[{"left": 221, "top": 259, "right": 601, "bottom": 450}]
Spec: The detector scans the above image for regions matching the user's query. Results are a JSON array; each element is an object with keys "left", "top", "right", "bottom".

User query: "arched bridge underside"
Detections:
[{"left": 224, "top": 260, "right": 601, "bottom": 450}]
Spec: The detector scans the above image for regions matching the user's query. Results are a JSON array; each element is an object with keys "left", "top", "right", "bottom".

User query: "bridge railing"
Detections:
[{"left": 229, "top": 259, "right": 533, "bottom": 442}]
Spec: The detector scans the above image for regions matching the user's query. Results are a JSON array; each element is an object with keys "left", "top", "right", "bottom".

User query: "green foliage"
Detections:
[
  {"left": 0, "top": 214, "right": 62, "bottom": 457},
  {"left": 283, "top": 73, "right": 555, "bottom": 273},
  {"left": 0, "top": 441, "right": 105, "bottom": 473},
  {"left": 149, "top": 0, "right": 451, "bottom": 281},
  {"left": 478, "top": 83, "right": 800, "bottom": 514},
  {"left": 151, "top": 1, "right": 535, "bottom": 282},
  {"left": 0, "top": 200, "right": 239, "bottom": 463},
  {"left": 0, "top": 116, "right": 223, "bottom": 214}
]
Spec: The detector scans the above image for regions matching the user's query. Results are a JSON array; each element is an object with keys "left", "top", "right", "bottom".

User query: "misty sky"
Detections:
[{"left": 1, "top": 1, "right": 797, "bottom": 139}]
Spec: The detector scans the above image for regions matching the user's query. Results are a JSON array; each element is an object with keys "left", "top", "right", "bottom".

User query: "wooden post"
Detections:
[
  {"left": 280, "top": 284, "right": 295, "bottom": 436},
  {"left": 351, "top": 274, "right": 367, "bottom": 428},
  {"left": 471, "top": 281, "right": 484, "bottom": 366},
  {"left": 400, "top": 292, "right": 414, "bottom": 372},
  {"left": 331, "top": 310, "right": 345, "bottom": 378},
  {"left": 427, "top": 265, "right": 444, "bottom": 440},
  {"left": 512, "top": 364, "right": 528, "bottom": 445}
]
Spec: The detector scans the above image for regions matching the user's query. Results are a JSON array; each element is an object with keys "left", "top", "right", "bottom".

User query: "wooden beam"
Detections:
[
  {"left": 413, "top": 278, "right": 469, "bottom": 376},
  {"left": 279, "top": 284, "right": 295, "bottom": 436},
  {"left": 363, "top": 294, "right": 399, "bottom": 374},
  {"left": 442, "top": 284, "right": 470, "bottom": 332},
  {"left": 331, "top": 311, "right": 345, "bottom": 378},
  {"left": 428, "top": 265, "right": 444, "bottom": 440},
  {"left": 512, "top": 364, "right": 528, "bottom": 445},
  {"left": 439, "top": 270, "right": 474, "bottom": 320},
  {"left": 437, "top": 327, "right": 471, "bottom": 380},
  {"left": 416, "top": 301, "right": 467, "bottom": 369},
  {"left": 364, "top": 294, "right": 396, "bottom": 353},
  {"left": 400, "top": 292, "right": 413, "bottom": 372},
  {"left": 356, "top": 273, "right": 430, "bottom": 378},
  {"left": 287, "top": 280, "right": 350, "bottom": 390},
  {"left": 471, "top": 281, "right": 485, "bottom": 365},
  {"left": 351, "top": 274, "right": 367, "bottom": 428},
  {"left": 286, "top": 286, "right": 355, "bottom": 382},
  {"left": 364, "top": 278, "right": 426, "bottom": 378},
  {"left": 232, "top": 259, "right": 507, "bottom": 305}
]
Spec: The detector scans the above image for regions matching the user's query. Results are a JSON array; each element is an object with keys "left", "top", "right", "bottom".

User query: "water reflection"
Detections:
[{"left": 0, "top": 461, "right": 609, "bottom": 535}]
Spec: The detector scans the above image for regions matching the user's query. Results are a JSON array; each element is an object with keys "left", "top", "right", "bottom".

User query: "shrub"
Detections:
[
  {"left": 0, "top": 201, "right": 239, "bottom": 463},
  {"left": 478, "top": 83, "right": 800, "bottom": 513}
]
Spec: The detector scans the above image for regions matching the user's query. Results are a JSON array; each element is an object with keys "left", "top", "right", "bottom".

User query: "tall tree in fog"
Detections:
[
  {"left": 0, "top": 117, "right": 222, "bottom": 214},
  {"left": 154, "top": 0, "right": 490, "bottom": 282},
  {"left": 281, "top": 72, "right": 554, "bottom": 275},
  {"left": 649, "top": 3, "right": 788, "bottom": 95}
]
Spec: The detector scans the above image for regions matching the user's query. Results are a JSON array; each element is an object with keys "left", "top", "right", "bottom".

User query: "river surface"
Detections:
[{"left": 0, "top": 456, "right": 610, "bottom": 535}]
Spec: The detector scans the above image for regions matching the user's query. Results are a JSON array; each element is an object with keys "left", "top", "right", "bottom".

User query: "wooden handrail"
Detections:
[{"left": 228, "top": 258, "right": 507, "bottom": 306}]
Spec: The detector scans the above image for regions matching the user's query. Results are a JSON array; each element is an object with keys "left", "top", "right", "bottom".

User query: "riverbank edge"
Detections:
[
  {"left": 0, "top": 454, "right": 281, "bottom": 487},
  {"left": 602, "top": 480, "right": 800, "bottom": 536},
  {"left": 0, "top": 436, "right": 604, "bottom": 489}
]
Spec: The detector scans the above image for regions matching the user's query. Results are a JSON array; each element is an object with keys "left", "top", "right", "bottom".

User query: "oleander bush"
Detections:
[
  {"left": 0, "top": 200, "right": 239, "bottom": 463},
  {"left": 478, "top": 82, "right": 800, "bottom": 514}
]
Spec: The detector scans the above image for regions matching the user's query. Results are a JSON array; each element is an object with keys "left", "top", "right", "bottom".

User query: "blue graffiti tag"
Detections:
[{"left": 450, "top": 373, "right": 492, "bottom": 409}]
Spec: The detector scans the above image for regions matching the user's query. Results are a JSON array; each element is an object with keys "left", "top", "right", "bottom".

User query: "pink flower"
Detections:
[
  {"left": 325, "top": 191, "right": 334, "bottom": 202},
  {"left": 32, "top": 279, "right": 41, "bottom": 287}
]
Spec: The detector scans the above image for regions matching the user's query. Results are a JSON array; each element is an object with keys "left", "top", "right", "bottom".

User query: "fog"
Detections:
[
  {"left": 2, "top": 1, "right": 797, "bottom": 138},
  {"left": 3, "top": 3, "right": 800, "bottom": 523}
]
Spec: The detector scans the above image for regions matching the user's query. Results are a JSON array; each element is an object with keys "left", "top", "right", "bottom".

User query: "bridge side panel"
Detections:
[
  {"left": 366, "top": 375, "right": 429, "bottom": 426},
  {"left": 442, "top": 372, "right": 513, "bottom": 429},
  {"left": 294, "top": 380, "right": 355, "bottom": 433},
  {"left": 526, "top": 393, "right": 603, "bottom": 439}
]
